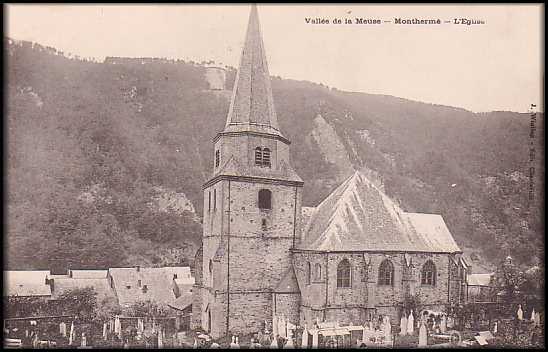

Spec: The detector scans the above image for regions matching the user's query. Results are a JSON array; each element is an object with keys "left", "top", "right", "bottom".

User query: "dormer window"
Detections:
[{"left": 254, "top": 147, "right": 271, "bottom": 168}]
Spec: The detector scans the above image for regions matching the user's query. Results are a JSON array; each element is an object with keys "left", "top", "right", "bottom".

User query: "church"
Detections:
[{"left": 191, "top": 5, "right": 468, "bottom": 339}]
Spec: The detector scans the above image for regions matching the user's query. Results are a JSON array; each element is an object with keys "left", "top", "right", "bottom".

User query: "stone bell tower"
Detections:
[{"left": 195, "top": 4, "right": 304, "bottom": 338}]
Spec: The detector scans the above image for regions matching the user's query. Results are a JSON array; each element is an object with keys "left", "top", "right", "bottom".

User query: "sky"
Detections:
[{"left": 5, "top": 4, "right": 544, "bottom": 113}]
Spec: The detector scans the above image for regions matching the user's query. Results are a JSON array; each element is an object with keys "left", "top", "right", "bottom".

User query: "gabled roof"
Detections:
[
  {"left": 168, "top": 291, "right": 193, "bottom": 311},
  {"left": 4, "top": 271, "right": 51, "bottom": 297},
  {"left": 51, "top": 277, "right": 116, "bottom": 303},
  {"left": 222, "top": 5, "right": 285, "bottom": 139},
  {"left": 108, "top": 267, "right": 191, "bottom": 308},
  {"left": 274, "top": 266, "right": 300, "bottom": 293},
  {"left": 68, "top": 269, "right": 108, "bottom": 279},
  {"left": 298, "top": 170, "right": 462, "bottom": 253},
  {"left": 467, "top": 273, "right": 494, "bottom": 286}
]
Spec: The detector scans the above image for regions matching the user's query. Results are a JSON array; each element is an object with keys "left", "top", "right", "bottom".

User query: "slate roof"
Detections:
[
  {"left": 4, "top": 271, "right": 51, "bottom": 297},
  {"left": 298, "top": 170, "right": 462, "bottom": 253},
  {"left": 467, "top": 273, "right": 494, "bottom": 286},
  {"left": 223, "top": 5, "right": 285, "bottom": 139},
  {"left": 167, "top": 291, "right": 193, "bottom": 311},
  {"left": 51, "top": 277, "right": 116, "bottom": 303},
  {"left": 68, "top": 269, "right": 108, "bottom": 279},
  {"left": 108, "top": 267, "right": 192, "bottom": 308},
  {"left": 274, "top": 266, "right": 301, "bottom": 293}
]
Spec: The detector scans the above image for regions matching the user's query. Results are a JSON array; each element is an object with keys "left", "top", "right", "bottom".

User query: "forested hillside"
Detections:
[{"left": 6, "top": 38, "right": 544, "bottom": 273}]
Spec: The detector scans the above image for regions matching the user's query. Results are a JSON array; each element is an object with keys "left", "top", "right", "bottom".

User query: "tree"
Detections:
[
  {"left": 126, "top": 300, "right": 170, "bottom": 318},
  {"left": 489, "top": 256, "right": 526, "bottom": 303},
  {"left": 95, "top": 295, "right": 122, "bottom": 323},
  {"left": 57, "top": 287, "right": 98, "bottom": 322}
]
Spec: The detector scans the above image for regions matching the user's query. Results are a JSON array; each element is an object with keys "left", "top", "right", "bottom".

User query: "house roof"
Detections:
[
  {"left": 167, "top": 291, "right": 193, "bottom": 311},
  {"left": 108, "top": 267, "right": 191, "bottom": 308},
  {"left": 274, "top": 266, "right": 300, "bottom": 293},
  {"left": 51, "top": 277, "right": 116, "bottom": 303},
  {"left": 68, "top": 269, "right": 108, "bottom": 279},
  {"left": 223, "top": 5, "right": 285, "bottom": 139},
  {"left": 467, "top": 273, "right": 494, "bottom": 286},
  {"left": 298, "top": 170, "right": 462, "bottom": 253},
  {"left": 4, "top": 271, "right": 51, "bottom": 297}
]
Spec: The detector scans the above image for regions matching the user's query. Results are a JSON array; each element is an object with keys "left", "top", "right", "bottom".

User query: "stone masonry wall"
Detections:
[{"left": 274, "top": 293, "right": 300, "bottom": 325}]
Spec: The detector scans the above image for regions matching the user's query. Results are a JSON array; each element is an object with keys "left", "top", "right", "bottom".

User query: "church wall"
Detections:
[
  {"left": 411, "top": 253, "right": 451, "bottom": 309},
  {"left": 273, "top": 293, "right": 300, "bottom": 325},
  {"left": 201, "top": 178, "right": 301, "bottom": 337},
  {"left": 293, "top": 252, "right": 328, "bottom": 310},
  {"left": 223, "top": 291, "right": 272, "bottom": 336},
  {"left": 191, "top": 246, "right": 204, "bottom": 330},
  {"left": 293, "top": 250, "right": 459, "bottom": 327}
]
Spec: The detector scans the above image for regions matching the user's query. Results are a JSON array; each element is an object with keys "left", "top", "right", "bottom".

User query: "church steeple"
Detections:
[{"left": 224, "top": 4, "right": 283, "bottom": 139}]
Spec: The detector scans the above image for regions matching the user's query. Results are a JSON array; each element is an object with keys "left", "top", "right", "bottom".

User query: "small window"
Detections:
[
  {"left": 255, "top": 147, "right": 263, "bottom": 165},
  {"left": 421, "top": 260, "right": 436, "bottom": 286},
  {"left": 307, "top": 262, "right": 312, "bottom": 285},
  {"left": 261, "top": 218, "right": 267, "bottom": 230},
  {"left": 258, "top": 189, "right": 272, "bottom": 210},
  {"left": 337, "top": 259, "right": 351, "bottom": 288},
  {"left": 215, "top": 150, "right": 220, "bottom": 167},
  {"left": 137, "top": 280, "right": 142, "bottom": 287},
  {"left": 378, "top": 259, "right": 394, "bottom": 286},
  {"left": 126, "top": 285, "right": 131, "bottom": 289},
  {"left": 262, "top": 148, "right": 271, "bottom": 167},
  {"left": 209, "top": 260, "right": 213, "bottom": 274},
  {"left": 142, "top": 285, "right": 148, "bottom": 293},
  {"left": 315, "top": 263, "right": 322, "bottom": 281}
]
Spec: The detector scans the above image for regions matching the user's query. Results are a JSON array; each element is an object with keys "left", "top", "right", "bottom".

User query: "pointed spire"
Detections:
[{"left": 224, "top": 4, "right": 283, "bottom": 138}]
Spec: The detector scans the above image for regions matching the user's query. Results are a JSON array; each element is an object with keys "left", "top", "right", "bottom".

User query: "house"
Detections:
[
  {"left": 47, "top": 269, "right": 117, "bottom": 304},
  {"left": 108, "top": 266, "right": 194, "bottom": 309},
  {"left": 4, "top": 270, "right": 51, "bottom": 300},
  {"left": 467, "top": 273, "right": 494, "bottom": 302},
  {"left": 192, "top": 5, "right": 468, "bottom": 339}
]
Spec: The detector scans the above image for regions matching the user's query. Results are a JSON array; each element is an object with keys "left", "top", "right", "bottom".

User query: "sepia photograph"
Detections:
[{"left": 3, "top": 3, "right": 545, "bottom": 349}]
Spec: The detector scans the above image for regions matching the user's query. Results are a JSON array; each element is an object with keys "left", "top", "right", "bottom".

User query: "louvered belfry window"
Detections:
[
  {"left": 378, "top": 259, "right": 394, "bottom": 286},
  {"left": 262, "top": 148, "right": 271, "bottom": 167},
  {"left": 255, "top": 147, "right": 263, "bottom": 165},
  {"left": 254, "top": 147, "right": 271, "bottom": 167}
]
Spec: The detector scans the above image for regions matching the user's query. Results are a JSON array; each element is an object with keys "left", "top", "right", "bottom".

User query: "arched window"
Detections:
[
  {"left": 209, "top": 259, "right": 213, "bottom": 274},
  {"left": 314, "top": 263, "right": 322, "bottom": 281},
  {"left": 337, "top": 259, "right": 351, "bottom": 288},
  {"left": 215, "top": 150, "right": 220, "bottom": 167},
  {"left": 258, "top": 189, "right": 272, "bottom": 210},
  {"left": 262, "top": 148, "right": 271, "bottom": 167},
  {"left": 255, "top": 147, "right": 263, "bottom": 165},
  {"left": 378, "top": 260, "right": 394, "bottom": 286},
  {"left": 307, "top": 262, "right": 311, "bottom": 285},
  {"left": 421, "top": 260, "right": 436, "bottom": 286}
]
